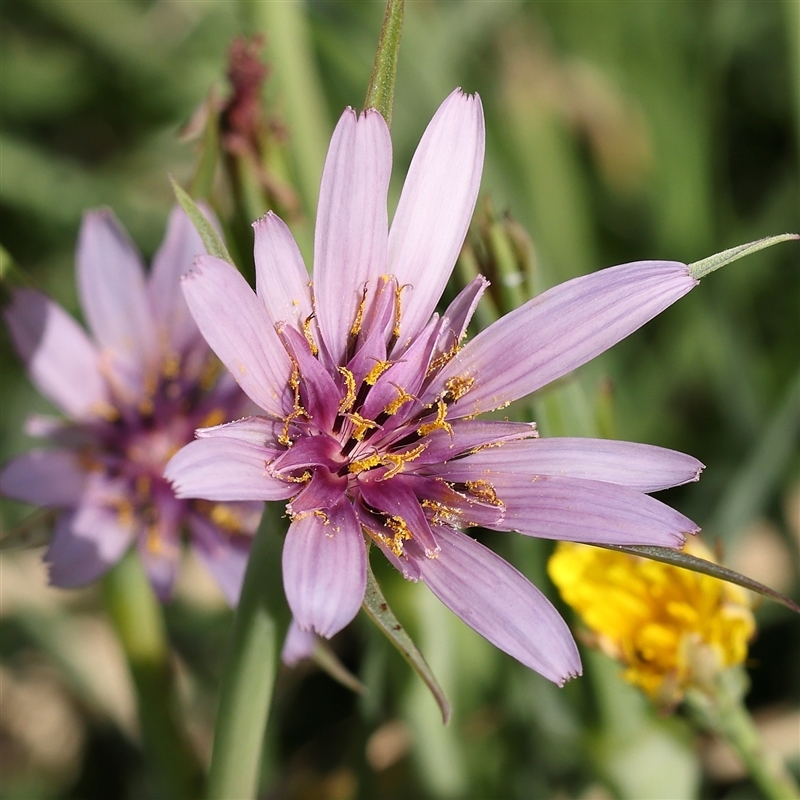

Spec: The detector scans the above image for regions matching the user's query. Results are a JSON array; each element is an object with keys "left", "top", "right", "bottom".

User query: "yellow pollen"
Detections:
[
  {"left": 348, "top": 452, "right": 384, "bottom": 475},
  {"left": 200, "top": 355, "right": 222, "bottom": 391},
  {"left": 381, "top": 443, "right": 428, "bottom": 479},
  {"left": 350, "top": 287, "right": 368, "bottom": 338},
  {"left": 444, "top": 375, "right": 474, "bottom": 402},
  {"left": 348, "top": 413, "right": 380, "bottom": 441},
  {"left": 337, "top": 367, "right": 357, "bottom": 413},
  {"left": 90, "top": 401, "right": 120, "bottom": 422},
  {"left": 138, "top": 398, "right": 155, "bottom": 417},
  {"left": 199, "top": 407, "right": 226, "bottom": 429},
  {"left": 417, "top": 399, "right": 453, "bottom": 437},
  {"left": 146, "top": 523, "right": 163, "bottom": 554},
  {"left": 302, "top": 315, "right": 319, "bottom": 356},
  {"left": 384, "top": 385, "right": 415, "bottom": 416},
  {"left": 427, "top": 342, "right": 460, "bottom": 376},
  {"left": 283, "top": 470, "right": 312, "bottom": 484},
  {"left": 209, "top": 503, "right": 245, "bottom": 533},
  {"left": 421, "top": 499, "right": 463, "bottom": 527},
  {"left": 135, "top": 475, "right": 151, "bottom": 500},
  {"left": 392, "top": 283, "right": 404, "bottom": 340},
  {"left": 380, "top": 515, "right": 413, "bottom": 557},
  {"left": 115, "top": 499, "right": 135, "bottom": 529},
  {"left": 466, "top": 479, "right": 503, "bottom": 506},
  {"left": 365, "top": 360, "right": 392, "bottom": 386},
  {"left": 162, "top": 352, "right": 181, "bottom": 380}
]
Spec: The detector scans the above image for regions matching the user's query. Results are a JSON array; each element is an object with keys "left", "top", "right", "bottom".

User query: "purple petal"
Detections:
[
  {"left": 281, "top": 618, "right": 317, "bottom": 666},
  {"left": 4, "top": 289, "right": 109, "bottom": 420},
  {"left": 195, "top": 415, "right": 284, "bottom": 446},
  {"left": 181, "top": 255, "right": 292, "bottom": 417},
  {"left": 148, "top": 205, "right": 216, "bottom": 356},
  {"left": 431, "top": 275, "right": 489, "bottom": 361},
  {"left": 0, "top": 450, "right": 87, "bottom": 507},
  {"left": 46, "top": 500, "right": 134, "bottom": 588},
  {"left": 313, "top": 108, "right": 392, "bottom": 364},
  {"left": 253, "top": 212, "right": 313, "bottom": 329},
  {"left": 282, "top": 498, "right": 367, "bottom": 638},
  {"left": 357, "top": 474, "right": 440, "bottom": 557},
  {"left": 77, "top": 210, "right": 157, "bottom": 385},
  {"left": 165, "top": 438, "right": 295, "bottom": 502},
  {"left": 467, "top": 474, "right": 698, "bottom": 547},
  {"left": 415, "top": 527, "right": 581, "bottom": 685},
  {"left": 388, "top": 90, "right": 485, "bottom": 348},
  {"left": 427, "top": 437, "right": 703, "bottom": 493},
  {"left": 426, "top": 261, "right": 697, "bottom": 417},
  {"left": 288, "top": 470, "right": 347, "bottom": 515},
  {"left": 189, "top": 511, "right": 254, "bottom": 606}
]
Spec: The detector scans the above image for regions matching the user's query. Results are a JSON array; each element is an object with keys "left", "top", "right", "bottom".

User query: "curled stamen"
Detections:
[{"left": 417, "top": 399, "right": 453, "bottom": 437}]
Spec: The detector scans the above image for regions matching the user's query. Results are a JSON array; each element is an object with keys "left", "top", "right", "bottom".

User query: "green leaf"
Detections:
[
  {"left": 688, "top": 234, "right": 799, "bottom": 280},
  {"left": 312, "top": 640, "right": 367, "bottom": 695},
  {"left": 188, "top": 92, "right": 220, "bottom": 202},
  {"left": 596, "top": 544, "right": 800, "bottom": 614},
  {"left": 169, "top": 175, "right": 232, "bottom": 264},
  {"left": 364, "top": 0, "right": 404, "bottom": 127},
  {"left": 361, "top": 559, "right": 451, "bottom": 724}
]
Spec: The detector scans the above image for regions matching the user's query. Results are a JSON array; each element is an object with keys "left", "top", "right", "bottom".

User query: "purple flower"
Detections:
[
  {"left": 1, "top": 208, "right": 262, "bottom": 604},
  {"left": 166, "top": 89, "right": 702, "bottom": 684}
]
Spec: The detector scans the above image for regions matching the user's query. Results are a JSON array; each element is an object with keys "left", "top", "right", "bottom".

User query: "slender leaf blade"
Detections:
[
  {"left": 169, "top": 175, "right": 232, "bottom": 264},
  {"left": 596, "top": 543, "right": 800, "bottom": 614},
  {"left": 689, "top": 234, "right": 799, "bottom": 280},
  {"left": 362, "top": 561, "right": 451, "bottom": 724}
]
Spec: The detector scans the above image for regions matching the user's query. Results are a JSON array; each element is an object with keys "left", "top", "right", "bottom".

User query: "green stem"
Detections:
[
  {"left": 206, "top": 513, "right": 286, "bottom": 800},
  {"left": 103, "top": 551, "right": 202, "bottom": 800},
  {"left": 364, "top": 0, "right": 405, "bottom": 127},
  {"left": 685, "top": 670, "right": 800, "bottom": 800}
]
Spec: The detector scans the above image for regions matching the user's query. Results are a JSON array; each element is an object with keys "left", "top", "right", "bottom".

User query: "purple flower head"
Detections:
[
  {"left": 166, "top": 89, "right": 702, "bottom": 685},
  {"left": 1, "top": 207, "right": 262, "bottom": 604}
]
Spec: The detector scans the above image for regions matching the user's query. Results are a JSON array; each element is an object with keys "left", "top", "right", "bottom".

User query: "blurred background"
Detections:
[{"left": 1, "top": 1, "right": 798, "bottom": 798}]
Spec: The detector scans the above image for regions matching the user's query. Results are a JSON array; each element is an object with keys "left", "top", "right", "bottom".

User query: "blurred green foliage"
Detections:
[{"left": 1, "top": 1, "right": 798, "bottom": 799}]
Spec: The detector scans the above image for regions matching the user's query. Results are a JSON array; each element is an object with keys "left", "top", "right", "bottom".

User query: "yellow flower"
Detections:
[{"left": 547, "top": 540, "right": 756, "bottom": 707}]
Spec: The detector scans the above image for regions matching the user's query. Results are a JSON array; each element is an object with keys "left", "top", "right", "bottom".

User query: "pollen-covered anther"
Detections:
[
  {"left": 302, "top": 315, "right": 319, "bottom": 356},
  {"left": 209, "top": 502, "right": 248, "bottom": 533},
  {"left": 443, "top": 374, "right": 474, "bottom": 402},
  {"left": 427, "top": 341, "right": 460, "bottom": 376},
  {"left": 384, "top": 385, "right": 416, "bottom": 416},
  {"left": 349, "top": 286, "right": 368, "bottom": 338},
  {"left": 283, "top": 470, "right": 312, "bottom": 484},
  {"left": 417, "top": 399, "right": 453, "bottom": 437},
  {"left": 364, "top": 360, "right": 392, "bottom": 386},
  {"left": 337, "top": 367, "right": 357, "bottom": 413},
  {"left": 380, "top": 514, "right": 413, "bottom": 557},
  {"left": 380, "top": 443, "right": 428, "bottom": 479},
  {"left": 466, "top": 479, "right": 504, "bottom": 507},
  {"left": 347, "top": 412, "right": 380, "bottom": 441},
  {"left": 278, "top": 407, "right": 309, "bottom": 447}
]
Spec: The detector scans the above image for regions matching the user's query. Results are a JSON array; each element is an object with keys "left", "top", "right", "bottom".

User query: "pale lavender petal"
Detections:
[
  {"left": 426, "top": 261, "right": 697, "bottom": 417},
  {"left": 427, "top": 437, "right": 703, "bottom": 493},
  {"left": 469, "top": 474, "right": 698, "bottom": 546},
  {"left": 148, "top": 205, "right": 216, "bottom": 356},
  {"left": 181, "top": 255, "right": 292, "bottom": 417},
  {"left": 195, "top": 415, "right": 283, "bottom": 447},
  {"left": 253, "top": 212, "right": 313, "bottom": 328},
  {"left": 281, "top": 618, "right": 317, "bottom": 666},
  {"left": 387, "top": 90, "right": 485, "bottom": 347},
  {"left": 165, "top": 438, "right": 294, "bottom": 502},
  {"left": 415, "top": 527, "right": 581, "bottom": 685},
  {"left": 431, "top": 275, "right": 489, "bottom": 361},
  {"left": 4, "top": 289, "right": 109, "bottom": 420},
  {"left": 313, "top": 108, "right": 392, "bottom": 364},
  {"left": 46, "top": 501, "right": 134, "bottom": 588},
  {"left": 0, "top": 450, "right": 87, "bottom": 507},
  {"left": 77, "top": 210, "right": 157, "bottom": 380},
  {"left": 282, "top": 498, "right": 367, "bottom": 638},
  {"left": 189, "top": 512, "right": 253, "bottom": 606}
]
